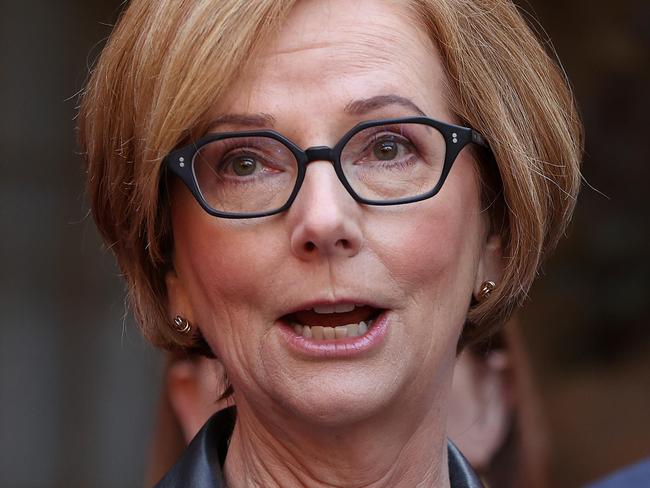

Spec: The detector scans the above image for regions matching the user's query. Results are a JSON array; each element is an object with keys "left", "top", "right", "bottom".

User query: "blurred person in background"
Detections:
[{"left": 77, "top": 0, "right": 582, "bottom": 486}]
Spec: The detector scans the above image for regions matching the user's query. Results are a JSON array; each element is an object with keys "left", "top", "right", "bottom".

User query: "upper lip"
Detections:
[{"left": 279, "top": 298, "right": 385, "bottom": 318}]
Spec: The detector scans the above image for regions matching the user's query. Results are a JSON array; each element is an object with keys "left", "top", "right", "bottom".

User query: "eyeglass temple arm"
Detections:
[{"left": 471, "top": 130, "right": 490, "bottom": 149}]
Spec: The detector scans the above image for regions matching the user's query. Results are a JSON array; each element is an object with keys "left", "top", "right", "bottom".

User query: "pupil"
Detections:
[
  {"left": 374, "top": 141, "right": 397, "bottom": 160},
  {"left": 233, "top": 157, "right": 256, "bottom": 176}
]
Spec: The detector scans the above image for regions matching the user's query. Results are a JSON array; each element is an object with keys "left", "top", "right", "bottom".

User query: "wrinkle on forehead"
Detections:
[{"left": 263, "top": 0, "right": 436, "bottom": 74}]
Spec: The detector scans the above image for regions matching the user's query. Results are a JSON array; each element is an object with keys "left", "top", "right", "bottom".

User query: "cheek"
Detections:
[
  {"left": 181, "top": 231, "right": 279, "bottom": 310},
  {"left": 372, "top": 164, "right": 484, "bottom": 296},
  {"left": 170, "top": 188, "right": 285, "bottom": 330}
]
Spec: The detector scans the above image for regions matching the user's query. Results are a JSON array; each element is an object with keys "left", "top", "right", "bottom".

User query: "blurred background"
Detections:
[{"left": 0, "top": 1, "right": 648, "bottom": 487}]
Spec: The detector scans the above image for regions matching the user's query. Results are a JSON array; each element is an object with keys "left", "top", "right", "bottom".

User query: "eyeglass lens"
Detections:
[{"left": 192, "top": 122, "right": 447, "bottom": 214}]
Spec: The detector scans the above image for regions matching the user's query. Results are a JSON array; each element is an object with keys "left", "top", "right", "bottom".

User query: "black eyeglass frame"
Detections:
[{"left": 164, "top": 116, "right": 490, "bottom": 219}]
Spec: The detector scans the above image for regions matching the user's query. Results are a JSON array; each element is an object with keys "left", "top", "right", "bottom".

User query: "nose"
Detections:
[{"left": 288, "top": 161, "right": 363, "bottom": 261}]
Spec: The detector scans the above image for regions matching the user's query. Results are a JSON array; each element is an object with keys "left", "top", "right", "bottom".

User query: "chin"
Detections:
[{"left": 260, "top": 363, "right": 409, "bottom": 429}]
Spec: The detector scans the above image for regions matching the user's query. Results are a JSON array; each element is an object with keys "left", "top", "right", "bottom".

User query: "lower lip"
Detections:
[{"left": 276, "top": 310, "right": 390, "bottom": 359}]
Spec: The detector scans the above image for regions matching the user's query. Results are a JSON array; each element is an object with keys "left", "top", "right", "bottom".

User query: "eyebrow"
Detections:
[
  {"left": 205, "top": 94, "right": 425, "bottom": 133},
  {"left": 206, "top": 112, "right": 277, "bottom": 132},
  {"left": 344, "top": 94, "right": 426, "bottom": 117}
]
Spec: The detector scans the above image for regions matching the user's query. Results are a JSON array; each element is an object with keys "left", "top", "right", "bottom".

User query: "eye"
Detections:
[
  {"left": 373, "top": 140, "right": 400, "bottom": 160},
  {"left": 367, "top": 135, "right": 413, "bottom": 163},
  {"left": 230, "top": 155, "right": 258, "bottom": 176}
]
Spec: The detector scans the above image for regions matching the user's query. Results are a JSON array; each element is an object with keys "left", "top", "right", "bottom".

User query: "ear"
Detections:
[
  {"left": 474, "top": 231, "right": 503, "bottom": 297},
  {"left": 165, "top": 269, "right": 196, "bottom": 325}
]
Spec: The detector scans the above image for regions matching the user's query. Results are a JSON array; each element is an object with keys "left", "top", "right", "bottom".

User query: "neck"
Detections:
[{"left": 223, "top": 395, "right": 451, "bottom": 488}]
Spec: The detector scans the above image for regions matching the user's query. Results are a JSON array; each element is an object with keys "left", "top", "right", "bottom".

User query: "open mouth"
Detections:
[{"left": 282, "top": 304, "right": 383, "bottom": 341}]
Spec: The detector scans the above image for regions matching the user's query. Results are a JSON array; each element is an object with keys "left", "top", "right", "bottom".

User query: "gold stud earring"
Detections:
[
  {"left": 172, "top": 315, "right": 192, "bottom": 334},
  {"left": 477, "top": 281, "right": 496, "bottom": 302}
]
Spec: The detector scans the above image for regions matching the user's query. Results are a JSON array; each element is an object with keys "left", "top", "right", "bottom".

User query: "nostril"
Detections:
[
  {"left": 291, "top": 221, "right": 362, "bottom": 259},
  {"left": 304, "top": 240, "right": 350, "bottom": 252},
  {"left": 304, "top": 241, "right": 316, "bottom": 252}
]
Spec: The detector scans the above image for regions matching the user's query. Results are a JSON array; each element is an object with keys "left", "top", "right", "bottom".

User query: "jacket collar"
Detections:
[{"left": 155, "top": 407, "right": 484, "bottom": 488}]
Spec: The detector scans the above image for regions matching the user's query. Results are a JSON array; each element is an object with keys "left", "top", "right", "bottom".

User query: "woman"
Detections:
[{"left": 79, "top": 0, "right": 582, "bottom": 486}]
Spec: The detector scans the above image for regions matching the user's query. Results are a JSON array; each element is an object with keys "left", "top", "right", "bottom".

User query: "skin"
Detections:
[
  {"left": 166, "top": 349, "right": 513, "bottom": 470},
  {"left": 166, "top": 0, "right": 503, "bottom": 486}
]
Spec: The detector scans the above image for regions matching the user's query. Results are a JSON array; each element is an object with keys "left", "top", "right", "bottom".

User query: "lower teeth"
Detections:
[{"left": 294, "top": 320, "right": 373, "bottom": 340}]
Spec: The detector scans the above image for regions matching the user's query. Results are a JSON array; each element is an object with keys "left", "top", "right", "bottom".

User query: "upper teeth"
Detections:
[
  {"left": 293, "top": 320, "right": 372, "bottom": 340},
  {"left": 313, "top": 303, "right": 356, "bottom": 314}
]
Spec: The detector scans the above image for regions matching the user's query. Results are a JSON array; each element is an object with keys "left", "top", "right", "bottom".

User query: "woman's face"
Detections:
[{"left": 167, "top": 0, "right": 501, "bottom": 426}]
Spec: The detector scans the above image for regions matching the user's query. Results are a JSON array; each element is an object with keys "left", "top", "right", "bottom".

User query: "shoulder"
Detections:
[{"left": 586, "top": 458, "right": 650, "bottom": 488}]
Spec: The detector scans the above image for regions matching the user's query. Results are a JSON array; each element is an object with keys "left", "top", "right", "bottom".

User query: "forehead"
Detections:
[
  {"left": 215, "top": 0, "right": 452, "bottom": 135},
  {"left": 271, "top": 0, "right": 429, "bottom": 67}
]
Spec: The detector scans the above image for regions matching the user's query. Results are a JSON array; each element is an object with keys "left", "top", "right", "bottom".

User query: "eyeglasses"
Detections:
[{"left": 164, "top": 116, "right": 489, "bottom": 219}]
